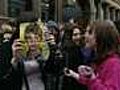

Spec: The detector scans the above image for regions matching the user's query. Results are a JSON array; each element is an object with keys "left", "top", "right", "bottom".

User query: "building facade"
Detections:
[
  {"left": 84, "top": 0, "right": 120, "bottom": 22},
  {"left": 0, "top": 0, "right": 8, "bottom": 16},
  {"left": 0, "top": 0, "right": 120, "bottom": 23},
  {"left": 102, "top": 0, "right": 120, "bottom": 21},
  {"left": 62, "top": 0, "right": 120, "bottom": 23}
]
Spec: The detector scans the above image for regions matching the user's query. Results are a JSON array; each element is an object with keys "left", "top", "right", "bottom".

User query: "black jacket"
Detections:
[
  {"left": 62, "top": 43, "right": 88, "bottom": 90},
  {"left": 0, "top": 42, "right": 28, "bottom": 90},
  {"left": 44, "top": 44, "right": 65, "bottom": 76}
]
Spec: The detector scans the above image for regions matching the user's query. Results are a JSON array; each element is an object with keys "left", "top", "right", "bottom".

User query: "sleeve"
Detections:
[
  {"left": 87, "top": 64, "right": 120, "bottom": 90},
  {"left": 77, "top": 60, "right": 120, "bottom": 90}
]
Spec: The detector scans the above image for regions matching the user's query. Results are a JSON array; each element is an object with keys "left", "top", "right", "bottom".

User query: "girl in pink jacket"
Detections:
[{"left": 64, "top": 20, "right": 120, "bottom": 90}]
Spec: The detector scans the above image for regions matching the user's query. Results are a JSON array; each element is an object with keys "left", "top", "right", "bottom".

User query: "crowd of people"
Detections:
[{"left": 0, "top": 19, "right": 120, "bottom": 90}]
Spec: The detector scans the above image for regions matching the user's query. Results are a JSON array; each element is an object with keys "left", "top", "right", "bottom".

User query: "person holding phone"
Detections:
[
  {"left": 11, "top": 23, "right": 46, "bottom": 90},
  {"left": 64, "top": 20, "right": 120, "bottom": 90}
]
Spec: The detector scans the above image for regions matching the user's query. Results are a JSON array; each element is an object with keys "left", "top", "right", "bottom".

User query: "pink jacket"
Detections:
[{"left": 79, "top": 54, "right": 120, "bottom": 90}]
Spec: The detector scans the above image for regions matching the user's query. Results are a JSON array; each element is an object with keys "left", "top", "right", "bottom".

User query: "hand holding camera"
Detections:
[{"left": 78, "top": 65, "right": 96, "bottom": 80}]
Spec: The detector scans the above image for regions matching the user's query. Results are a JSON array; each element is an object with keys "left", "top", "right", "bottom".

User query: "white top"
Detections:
[{"left": 22, "top": 60, "right": 45, "bottom": 90}]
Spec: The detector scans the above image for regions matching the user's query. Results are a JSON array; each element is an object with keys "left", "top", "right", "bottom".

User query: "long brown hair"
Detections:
[
  {"left": 62, "top": 23, "right": 84, "bottom": 49},
  {"left": 89, "top": 20, "right": 120, "bottom": 64}
]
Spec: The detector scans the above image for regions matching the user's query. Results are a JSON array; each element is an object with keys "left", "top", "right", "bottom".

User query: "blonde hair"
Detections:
[{"left": 21, "top": 22, "right": 50, "bottom": 60}]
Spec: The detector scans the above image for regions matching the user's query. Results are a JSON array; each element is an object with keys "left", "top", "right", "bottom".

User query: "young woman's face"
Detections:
[
  {"left": 72, "top": 28, "right": 81, "bottom": 45},
  {"left": 26, "top": 33, "right": 40, "bottom": 51},
  {"left": 84, "top": 26, "right": 96, "bottom": 49}
]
